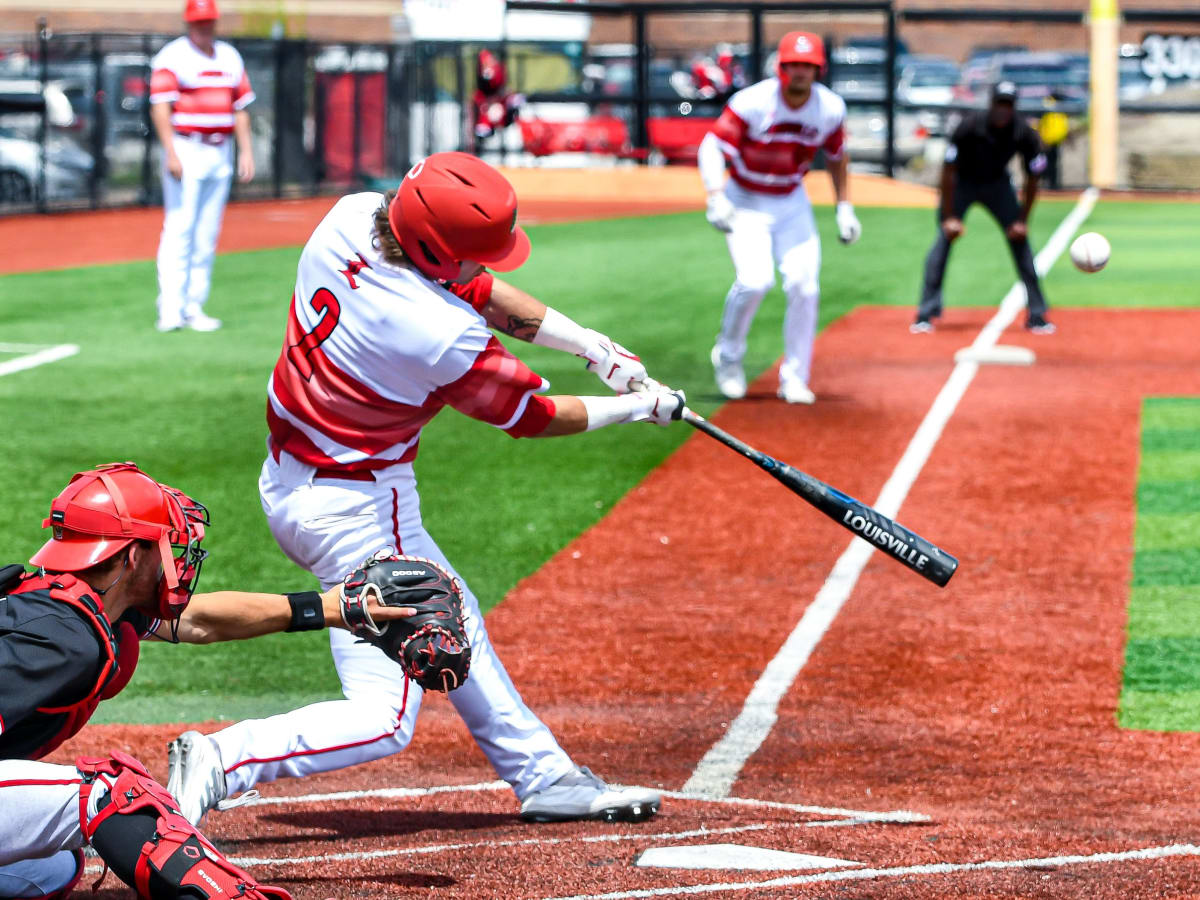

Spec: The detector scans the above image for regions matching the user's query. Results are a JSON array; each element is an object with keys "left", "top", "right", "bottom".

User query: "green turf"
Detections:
[
  {"left": 1120, "top": 397, "right": 1200, "bottom": 731},
  {"left": 0, "top": 195, "right": 1186, "bottom": 723}
]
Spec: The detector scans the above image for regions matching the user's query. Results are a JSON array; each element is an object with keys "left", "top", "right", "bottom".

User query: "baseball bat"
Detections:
[{"left": 681, "top": 408, "right": 958, "bottom": 587}]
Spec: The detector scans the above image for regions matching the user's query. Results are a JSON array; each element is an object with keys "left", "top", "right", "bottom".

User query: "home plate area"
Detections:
[{"left": 187, "top": 782, "right": 931, "bottom": 898}]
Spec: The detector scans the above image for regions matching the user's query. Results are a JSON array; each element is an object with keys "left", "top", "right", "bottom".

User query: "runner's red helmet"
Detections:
[
  {"left": 185, "top": 0, "right": 219, "bottom": 22},
  {"left": 776, "top": 31, "right": 827, "bottom": 78},
  {"left": 387, "top": 152, "right": 531, "bottom": 281},
  {"left": 30, "top": 462, "right": 209, "bottom": 619}
]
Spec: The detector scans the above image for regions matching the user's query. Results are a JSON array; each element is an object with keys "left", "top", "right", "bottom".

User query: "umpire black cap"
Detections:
[{"left": 991, "top": 80, "right": 1018, "bottom": 104}]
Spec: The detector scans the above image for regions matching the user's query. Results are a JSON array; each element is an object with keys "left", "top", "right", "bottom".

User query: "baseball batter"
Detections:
[
  {"left": 149, "top": 0, "right": 254, "bottom": 333},
  {"left": 698, "top": 31, "right": 861, "bottom": 404},
  {"left": 167, "top": 152, "right": 684, "bottom": 826},
  {"left": 0, "top": 462, "right": 406, "bottom": 900}
]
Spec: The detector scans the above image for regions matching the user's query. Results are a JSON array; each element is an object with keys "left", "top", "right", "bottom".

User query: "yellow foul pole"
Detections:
[{"left": 1089, "top": 0, "right": 1120, "bottom": 187}]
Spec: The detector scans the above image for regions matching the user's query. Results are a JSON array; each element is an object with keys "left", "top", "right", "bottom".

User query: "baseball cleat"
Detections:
[
  {"left": 185, "top": 312, "right": 223, "bottom": 332},
  {"left": 1024, "top": 315, "right": 1056, "bottom": 335},
  {"left": 710, "top": 345, "right": 746, "bottom": 400},
  {"left": 519, "top": 767, "right": 661, "bottom": 823},
  {"left": 167, "top": 730, "right": 234, "bottom": 825},
  {"left": 777, "top": 382, "right": 816, "bottom": 404},
  {"left": 155, "top": 314, "right": 185, "bottom": 332},
  {"left": 909, "top": 319, "right": 934, "bottom": 334}
]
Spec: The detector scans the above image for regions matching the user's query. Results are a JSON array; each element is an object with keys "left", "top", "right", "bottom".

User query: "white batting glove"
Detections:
[
  {"left": 580, "top": 332, "right": 648, "bottom": 394},
  {"left": 836, "top": 202, "right": 862, "bottom": 245},
  {"left": 705, "top": 192, "right": 735, "bottom": 233},
  {"left": 635, "top": 386, "right": 686, "bottom": 427}
]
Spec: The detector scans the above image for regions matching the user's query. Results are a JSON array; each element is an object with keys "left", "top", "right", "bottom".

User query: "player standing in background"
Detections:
[
  {"left": 911, "top": 81, "right": 1054, "bottom": 334},
  {"left": 0, "top": 463, "right": 407, "bottom": 900},
  {"left": 167, "top": 152, "right": 684, "bottom": 827},
  {"left": 149, "top": 0, "right": 255, "bottom": 333},
  {"left": 698, "top": 31, "right": 861, "bottom": 405}
]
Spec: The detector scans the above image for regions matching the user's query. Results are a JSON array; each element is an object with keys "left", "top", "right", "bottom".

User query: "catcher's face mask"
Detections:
[{"left": 31, "top": 462, "right": 209, "bottom": 620}]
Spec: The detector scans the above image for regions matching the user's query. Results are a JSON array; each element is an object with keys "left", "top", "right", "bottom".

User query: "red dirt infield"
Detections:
[{"left": 50, "top": 305, "right": 1200, "bottom": 898}]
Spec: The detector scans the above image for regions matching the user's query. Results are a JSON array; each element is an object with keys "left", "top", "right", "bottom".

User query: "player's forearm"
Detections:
[
  {"left": 938, "top": 163, "right": 957, "bottom": 219},
  {"left": 173, "top": 587, "right": 342, "bottom": 643},
  {"left": 533, "top": 395, "right": 589, "bottom": 436},
  {"left": 149, "top": 103, "right": 176, "bottom": 153},
  {"left": 1020, "top": 175, "right": 1039, "bottom": 221},
  {"left": 480, "top": 277, "right": 548, "bottom": 342},
  {"left": 697, "top": 132, "right": 727, "bottom": 194},
  {"left": 233, "top": 109, "right": 253, "bottom": 158},
  {"left": 532, "top": 391, "right": 679, "bottom": 436},
  {"left": 827, "top": 154, "right": 850, "bottom": 203}
]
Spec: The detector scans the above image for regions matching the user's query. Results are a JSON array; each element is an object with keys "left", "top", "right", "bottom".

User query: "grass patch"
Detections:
[{"left": 1120, "top": 397, "right": 1200, "bottom": 731}]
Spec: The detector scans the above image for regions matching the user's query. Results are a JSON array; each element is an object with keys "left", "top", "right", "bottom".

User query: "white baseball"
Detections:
[{"left": 1069, "top": 232, "right": 1110, "bottom": 273}]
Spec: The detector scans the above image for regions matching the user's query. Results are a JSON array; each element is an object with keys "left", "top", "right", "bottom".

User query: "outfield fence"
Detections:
[{"left": 1, "top": 2, "right": 1197, "bottom": 216}]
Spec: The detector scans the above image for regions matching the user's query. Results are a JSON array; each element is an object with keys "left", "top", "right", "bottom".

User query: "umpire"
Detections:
[{"left": 912, "top": 81, "right": 1054, "bottom": 334}]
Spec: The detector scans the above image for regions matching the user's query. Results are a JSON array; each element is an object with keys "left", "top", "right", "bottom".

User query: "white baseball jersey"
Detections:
[
  {"left": 267, "top": 192, "right": 554, "bottom": 473},
  {"left": 708, "top": 78, "right": 846, "bottom": 196},
  {"left": 149, "top": 36, "right": 254, "bottom": 135}
]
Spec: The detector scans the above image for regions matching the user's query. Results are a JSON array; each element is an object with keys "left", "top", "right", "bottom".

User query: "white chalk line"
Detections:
[
  {"left": 240, "top": 780, "right": 924, "bottom": 823},
  {"left": 681, "top": 188, "right": 1100, "bottom": 801},
  {"left": 540, "top": 842, "right": 1200, "bottom": 900},
  {"left": 224, "top": 819, "right": 868, "bottom": 868},
  {"left": 0, "top": 343, "right": 79, "bottom": 378}
]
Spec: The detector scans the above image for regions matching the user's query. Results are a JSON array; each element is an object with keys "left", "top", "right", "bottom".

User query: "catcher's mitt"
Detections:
[{"left": 339, "top": 551, "right": 471, "bottom": 691}]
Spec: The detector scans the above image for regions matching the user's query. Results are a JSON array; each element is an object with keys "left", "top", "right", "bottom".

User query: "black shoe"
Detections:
[{"left": 1025, "top": 315, "right": 1056, "bottom": 335}]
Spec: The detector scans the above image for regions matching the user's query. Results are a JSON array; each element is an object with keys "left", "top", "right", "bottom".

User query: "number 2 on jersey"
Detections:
[{"left": 287, "top": 288, "right": 341, "bottom": 381}]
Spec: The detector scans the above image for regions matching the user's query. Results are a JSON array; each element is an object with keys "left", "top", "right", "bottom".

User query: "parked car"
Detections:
[
  {"left": 955, "top": 52, "right": 1086, "bottom": 113},
  {"left": 829, "top": 46, "right": 892, "bottom": 103},
  {"left": 844, "top": 103, "right": 926, "bottom": 166},
  {"left": 0, "top": 126, "right": 94, "bottom": 203},
  {"left": 840, "top": 35, "right": 910, "bottom": 59},
  {"left": 897, "top": 56, "right": 960, "bottom": 107}
]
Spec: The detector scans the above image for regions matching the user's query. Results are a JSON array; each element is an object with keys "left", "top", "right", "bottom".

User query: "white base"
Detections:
[
  {"left": 635, "top": 843, "right": 861, "bottom": 871},
  {"left": 953, "top": 344, "right": 1036, "bottom": 366}
]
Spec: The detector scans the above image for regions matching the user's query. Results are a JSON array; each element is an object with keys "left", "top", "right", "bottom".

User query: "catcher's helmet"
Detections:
[
  {"left": 31, "top": 462, "right": 209, "bottom": 619},
  {"left": 387, "top": 152, "right": 530, "bottom": 282},
  {"left": 776, "top": 31, "right": 827, "bottom": 78},
  {"left": 184, "top": 0, "right": 219, "bottom": 22}
]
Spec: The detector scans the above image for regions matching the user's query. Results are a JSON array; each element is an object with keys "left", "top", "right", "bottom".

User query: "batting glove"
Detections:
[
  {"left": 836, "top": 202, "right": 862, "bottom": 245},
  {"left": 705, "top": 192, "right": 735, "bottom": 233},
  {"left": 581, "top": 331, "right": 648, "bottom": 394},
  {"left": 638, "top": 386, "right": 686, "bottom": 427}
]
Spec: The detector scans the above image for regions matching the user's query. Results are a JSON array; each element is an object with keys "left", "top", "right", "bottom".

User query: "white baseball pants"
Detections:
[
  {"left": 714, "top": 181, "right": 822, "bottom": 391},
  {"left": 0, "top": 760, "right": 108, "bottom": 897},
  {"left": 210, "top": 450, "right": 576, "bottom": 801},
  {"left": 156, "top": 134, "right": 233, "bottom": 326}
]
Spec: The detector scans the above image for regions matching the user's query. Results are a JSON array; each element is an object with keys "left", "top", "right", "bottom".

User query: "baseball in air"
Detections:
[{"left": 1069, "top": 232, "right": 1110, "bottom": 273}]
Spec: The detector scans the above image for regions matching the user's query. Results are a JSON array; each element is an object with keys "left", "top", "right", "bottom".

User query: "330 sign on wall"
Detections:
[{"left": 1141, "top": 33, "right": 1200, "bottom": 81}]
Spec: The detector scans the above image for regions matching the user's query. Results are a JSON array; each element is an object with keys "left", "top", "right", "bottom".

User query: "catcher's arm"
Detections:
[{"left": 158, "top": 587, "right": 413, "bottom": 644}]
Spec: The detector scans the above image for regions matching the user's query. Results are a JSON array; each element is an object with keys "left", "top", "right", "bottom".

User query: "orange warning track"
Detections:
[{"left": 55, "top": 306, "right": 1200, "bottom": 898}]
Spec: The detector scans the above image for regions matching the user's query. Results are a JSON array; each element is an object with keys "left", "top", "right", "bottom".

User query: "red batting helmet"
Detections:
[
  {"left": 387, "top": 152, "right": 530, "bottom": 282},
  {"left": 30, "top": 462, "right": 209, "bottom": 620},
  {"left": 777, "top": 31, "right": 826, "bottom": 77},
  {"left": 184, "top": 0, "right": 219, "bottom": 22}
]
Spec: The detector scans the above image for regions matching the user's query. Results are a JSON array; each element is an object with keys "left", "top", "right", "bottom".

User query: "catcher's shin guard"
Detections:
[{"left": 77, "top": 751, "right": 291, "bottom": 900}]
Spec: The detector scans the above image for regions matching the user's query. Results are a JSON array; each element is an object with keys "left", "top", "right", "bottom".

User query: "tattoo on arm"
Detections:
[{"left": 501, "top": 314, "right": 542, "bottom": 341}]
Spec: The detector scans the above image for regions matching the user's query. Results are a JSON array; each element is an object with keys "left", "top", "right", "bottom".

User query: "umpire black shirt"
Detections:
[{"left": 946, "top": 110, "right": 1047, "bottom": 184}]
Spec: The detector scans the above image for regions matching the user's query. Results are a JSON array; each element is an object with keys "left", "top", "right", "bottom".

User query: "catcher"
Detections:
[{"left": 0, "top": 462, "right": 433, "bottom": 900}]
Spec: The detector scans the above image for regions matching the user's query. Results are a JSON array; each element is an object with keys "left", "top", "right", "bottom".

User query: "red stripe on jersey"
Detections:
[
  {"left": 234, "top": 71, "right": 253, "bottom": 105},
  {"left": 173, "top": 84, "right": 239, "bottom": 117},
  {"left": 434, "top": 336, "right": 545, "bottom": 428},
  {"left": 149, "top": 68, "right": 180, "bottom": 95},
  {"left": 766, "top": 121, "right": 818, "bottom": 137},
  {"left": 711, "top": 106, "right": 747, "bottom": 146},
  {"left": 445, "top": 271, "right": 496, "bottom": 313},
  {"left": 740, "top": 137, "right": 816, "bottom": 177},
  {"left": 729, "top": 170, "right": 798, "bottom": 195},
  {"left": 822, "top": 122, "right": 846, "bottom": 158},
  {"left": 270, "top": 306, "right": 444, "bottom": 458}
]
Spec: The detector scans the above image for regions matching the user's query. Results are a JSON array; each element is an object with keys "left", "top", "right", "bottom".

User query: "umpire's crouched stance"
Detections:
[{"left": 912, "top": 81, "right": 1055, "bottom": 335}]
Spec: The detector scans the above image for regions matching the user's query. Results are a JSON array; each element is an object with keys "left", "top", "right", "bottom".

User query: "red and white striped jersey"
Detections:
[
  {"left": 267, "top": 192, "right": 555, "bottom": 473},
  {"left": 149, "top": 36, "right": 254, "bottom": 134},
  {"left": 709, "top": 79, "right": 846, "bottom": 196}
]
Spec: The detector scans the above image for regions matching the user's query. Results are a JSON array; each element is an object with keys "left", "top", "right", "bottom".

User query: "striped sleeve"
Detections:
[
  {"left": 710, "top": 105, "right": 747, "bottom": 158},
  {"left": 822, "top": 121, "right": 846, "bottom": 161},
  {"left": 435, "top": 336, "right": 555, "bottom": 438},
  {"left": 233, "top": 69, "right": 255, "bottom": 110},
  {"left": 149, "top": 67, "right": 180, "bottom": 104}
]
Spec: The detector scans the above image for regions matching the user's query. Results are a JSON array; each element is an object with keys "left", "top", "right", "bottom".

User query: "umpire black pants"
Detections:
[{"left": 917, "top": 177, "right": 1047, "bottom": 321}]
